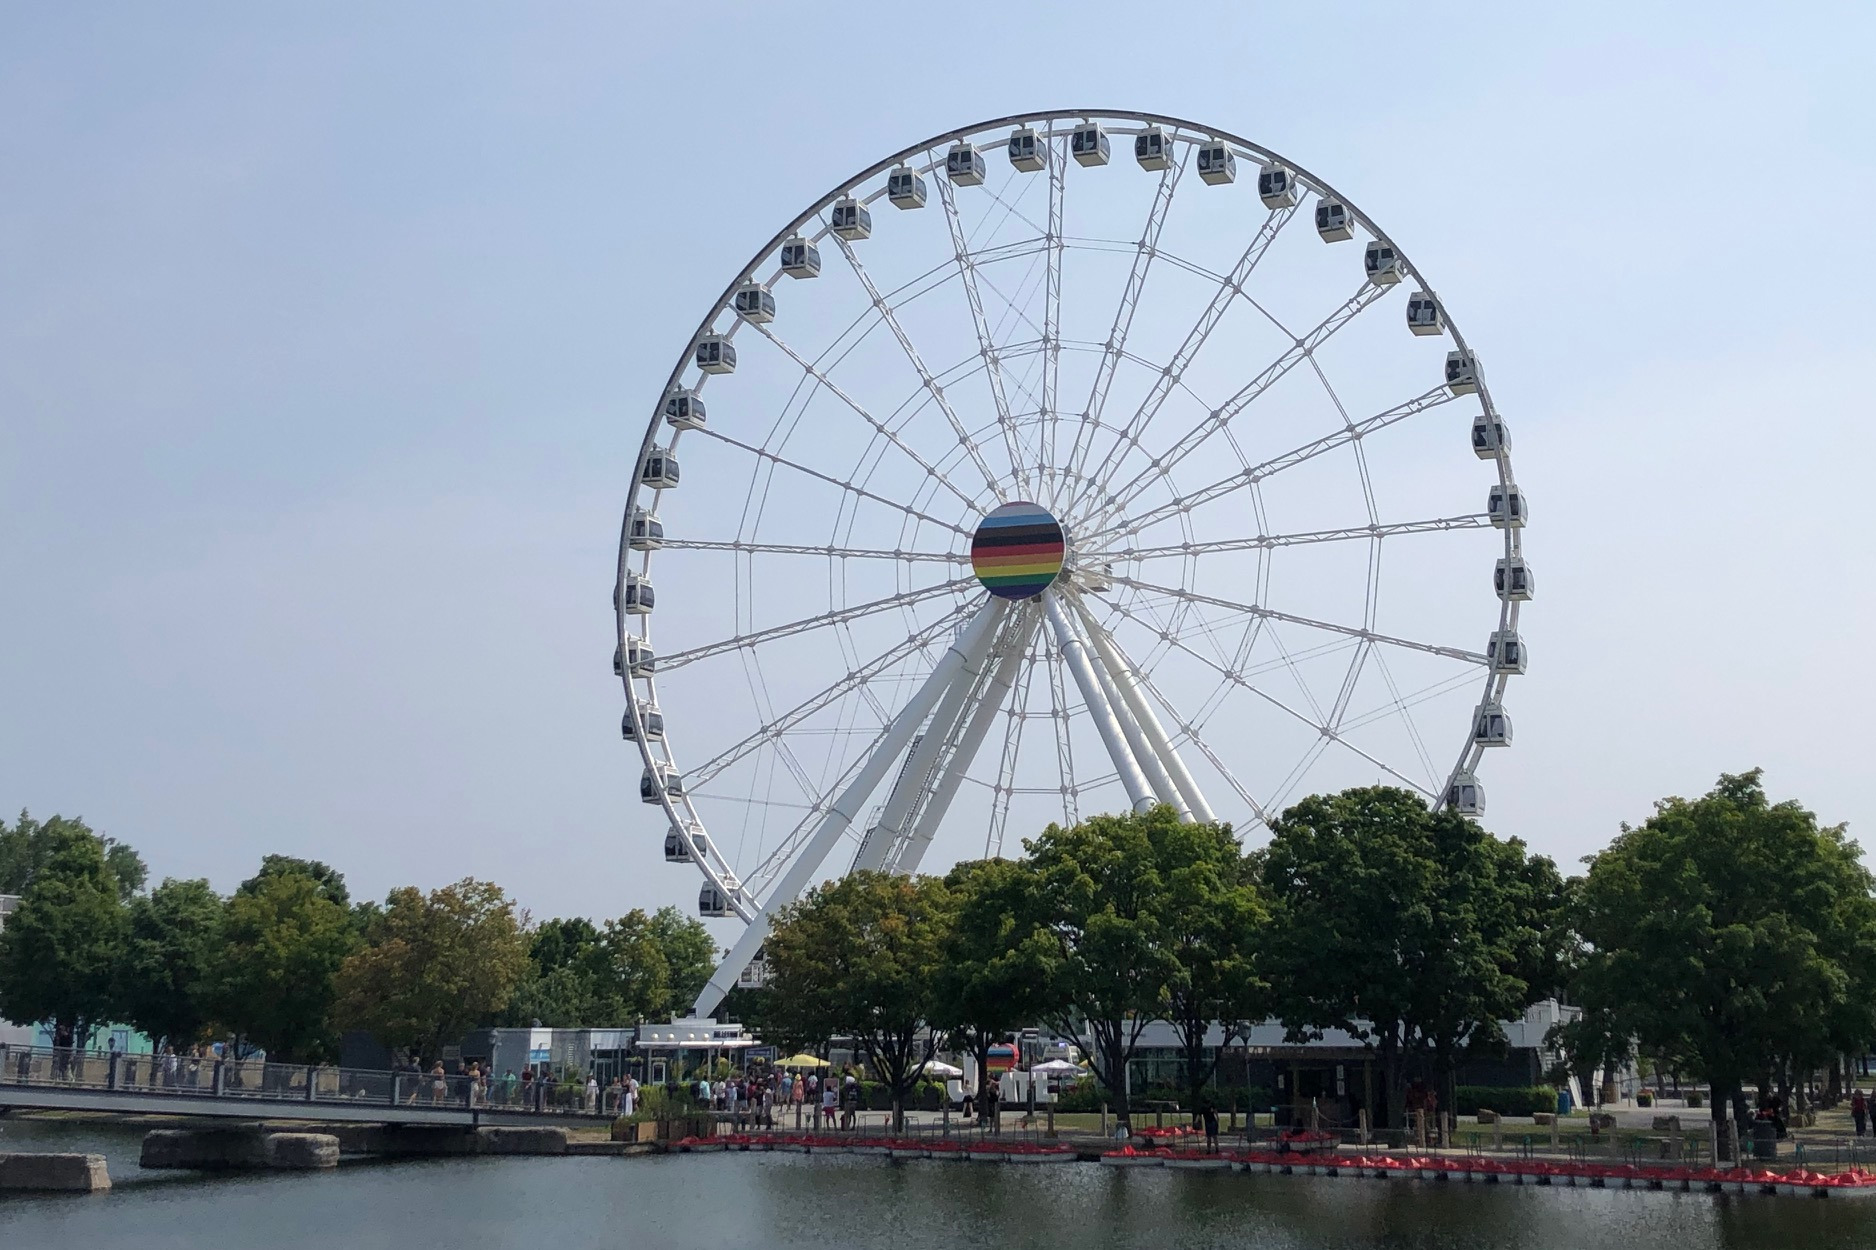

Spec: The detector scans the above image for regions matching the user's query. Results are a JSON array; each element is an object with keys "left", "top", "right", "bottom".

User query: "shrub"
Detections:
[{"left": 1454, "top": 1085, "right": 1557, "bottom": 1118}]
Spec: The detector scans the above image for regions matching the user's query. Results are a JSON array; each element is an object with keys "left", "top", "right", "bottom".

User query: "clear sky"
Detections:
[{"left": 4, "top": 2, "right": 1873, "bottom": 926}]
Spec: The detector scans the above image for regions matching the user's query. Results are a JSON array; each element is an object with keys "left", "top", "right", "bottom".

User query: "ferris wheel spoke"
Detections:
[
  {"left": 1041, "top": 621, "right": 1081, "bottom": 824},
  {"left": 1110, "top": 573, "right": 1487, "bottom": 666},
  {"left": 745, "top": 320, "right": 983, "bottom": 513},
  {"left": 984, "top": 626, "right": 1039, "bottom": 858},
  {"left": 658, "top": 577, "right": 976, "bottom": 674},
  {"left": 1086, "top": 514, "right": 1492, "bottom": 563},
  {"left": 1100, "top": 596, "right": 1436, "bottom": 799},
  {"left": 682, "top": 600, "right": 976, "bottom": 792},
  {"left": 692, "top": 425, "right": 973, "bottom": 539},
  {"left": 658, "top": 538, "right": 964, "bottom": 564},
  {"left": 1090, "top": 385, "right": 1459, "bottom": 545},
  {"left": 1075, "top": 202, "right": 1301, "bottom": 518},
  {"left": 1089, "top": 281, "right": 1391, "bottom": 532},
  {"left": 1038, "top": 131, "right": 1067, "bottom": 511},
  {"left": 936, "top": 172, "right": 1025, "bottom": 494},
  {"left": 828, "top": 236, "right": 1009, "bottom": 501},
  {"left": 1065, "top": 158, "right": 1183, "bottom": 489}
]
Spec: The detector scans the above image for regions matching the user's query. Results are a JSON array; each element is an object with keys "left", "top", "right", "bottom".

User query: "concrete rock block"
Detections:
[
  {"left": 263, "top": 1133, "right": 339, "bottom": 1169},
  {"left": 0, "top": 1152, "right": 111, "bottom": 1192}
]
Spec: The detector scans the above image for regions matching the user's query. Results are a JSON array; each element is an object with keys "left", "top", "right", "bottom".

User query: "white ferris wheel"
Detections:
[{"left": 613, "top": 111, "right": 1530, "bottom": 1015}]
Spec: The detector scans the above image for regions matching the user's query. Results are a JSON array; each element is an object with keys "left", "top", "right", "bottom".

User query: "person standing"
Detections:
[
  {"left": 1853, "top": 1090, "right": 1868, "bottom": 1138},
  {"left": 821, "top": 1077, "right": 838, "bottom": 1129}
]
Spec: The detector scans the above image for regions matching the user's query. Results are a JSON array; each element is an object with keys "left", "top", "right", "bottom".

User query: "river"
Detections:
[{"left": 2, "top": 1120, "right": 1873, "bottom": 1248}]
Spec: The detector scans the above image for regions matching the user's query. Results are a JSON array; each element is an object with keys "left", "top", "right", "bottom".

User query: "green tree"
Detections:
[
  {"left": 0, "top": 822, "right": 127, "bottom": 1045},
  {"left": 115, "top": 878, "right": 223, "bottom": 1051},
  {"left": 1020, "top": 807, "right": 1186, "bottom": 1127},
  {"left": 1158, "top": 820, "right": 1267, "bottom": 1113},
  {"left": 0, "top": 811, "right": 145, "bottom": 901},
  {"left": 761, "top": 871, "right": 949, "bottom": 1129},
  {"left": 930, "top": 857, "right": 1053, "bottom": 1116},
  {"left": 1572, "top": 770, "right": 1876, "bottom": 1152},
  {"left": 646, "top": 905, "right": 716, "bottom": 1013},
  {"left": 598, "top": 910, "right": 674, "bottom": 1023},
  {"left": 237, "top": 855, "right": 350, "bottom": 909},
  {"left": 1260, "top": 787, "right": 1549, "bottom": 1131},
  {"left": 505, "top": 917, "right": 609, "bottom": 1026},
  {"left": 210, "top": 869, "right": 357, "bottom": 1061},
  {"left": 335, "top": 879, "right": 532, "bottom": 1062}
]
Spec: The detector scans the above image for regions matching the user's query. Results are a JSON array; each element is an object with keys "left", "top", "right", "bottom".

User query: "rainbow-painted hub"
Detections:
[{"left": 970, "top": 501, "right": 1067, "bottom": 600}]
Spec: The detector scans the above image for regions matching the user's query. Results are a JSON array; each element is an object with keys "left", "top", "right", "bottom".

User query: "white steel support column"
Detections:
[
  {"left": 1043, "top": 591, "right": 1154, "bottom": 814},
  {"left": 1071, "top": 596, "right": 1186, "bottom": 819},
  {"left": 891, "top": 608, "right": 1039, "bottom": 875},
  {"left": 852, "top": 607, "right": 1007, "bottom": 873},
  {"left": 693, "top": 598, "right": 1004, "bottom": 1016},
  {"left": 1073, "top": 596, "right": 1218, "bottom": 826}
]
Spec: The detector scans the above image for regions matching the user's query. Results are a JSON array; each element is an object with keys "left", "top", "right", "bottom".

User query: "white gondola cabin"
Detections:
[
  {"left": 620, "top": 636, "right": 656, "bottom": 675},
  {"left": 640, "top": 762, "right": 684, "bottom": 803},
  {"left": 1473, "top": 701, "right": 1513, "bottom": 747},
  {"left": 1135, "top": 127, "right": 1173, "bottom": 170},
  {"left": 1315, "top": 199, "right": 1353, "bottom": 241},
  {"left": 887, "top": 166, "right": 927, "bottom": 209},
  {"left": 732, "top": 282, "right": 774, "bottom": 324},
  {"left": 830, "top": 197, "right": 871, "bottom": 241},
  {"left": 1196, "top": 141, "right": 1236, "bottom": 185},
  {"left": 780, "top": 236, "right": 821, "bottom": 278},
  {"left": 663, "top": 388, "right": 706, "bottom": 430},
  {"left": 1494, "top": 557, "right": 1535, "bottom": 602},
  {"left": 1486, "top": 630, "right": 1528, "bottom": 675},
  {"left": 1008, "top": 127, "right": 1045, "bottom": 172},
  {"left": 946, "top": 142, "right": 986, "bottom": 186},
  {"left": 1257, "top": 165, "right": 1297, "bottom": 208},
  {"left": 664, "top": 830, "right": 693, "bottom": 863},
  {"left": 1471, "top": 412, "right": 1510, "bottom": 458},
  {"left": 1406, "top": 290, "right": 1443, "bottom": 335},
  {"left": 695, "top": 336, "right": 736, "bottom": 374},
  {"left": 698, "top": 884, "right": 731, "bottom": 918},
  {"left": 629, "top": 507, "right": 664, "bottom": 551},
  {"left": 621, "top": 703, "right": 666, "bottom": 741},
  {"left": 1487, "top": 483, "right": 1528, "bottom": 529},
  {"left": 1447, "top": 772, "right": 1487, "bottom": 817},
  {"left": 639, "top": 446, "right": 680, "bottom": 490},
  {"left": 1364, "top": 240, "right": 1402, "bottom": 286},
  {"left": 621, "top": 572, "right": 655, "bottom": 615},
  {"left": 1445, "top": 349, "right": 1480, "bottom": 395},
  {"left": 1071, "top": 121, "right": 1110, "bottom": 166}
]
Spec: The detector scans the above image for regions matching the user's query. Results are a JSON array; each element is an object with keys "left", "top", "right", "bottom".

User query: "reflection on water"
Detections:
[{"left": 1, "top": 1140, "right": 1873, "bottom": 1249}]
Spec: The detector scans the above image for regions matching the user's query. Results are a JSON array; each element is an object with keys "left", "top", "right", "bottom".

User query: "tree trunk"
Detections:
[{"left": 1710, "top": 1079, "right": 1737, "bottom": 1162}]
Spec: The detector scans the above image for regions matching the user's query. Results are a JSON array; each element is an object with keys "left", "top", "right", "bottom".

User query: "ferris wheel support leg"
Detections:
[
  {"left": 691, "top": 597, "right": 1006, "bottom": 1018},
  {"left": 1043, "top": 591, "right": 1155, "bottom": 815},
  {"left": 1064, "top": 593, "right": 1187, "bottom": 819},
  {"left": 851, "top": 604, "right": 1008, "bottom": 874},
  {"left": 1072, "top": 595, "right": 1218, "bottom": 826},
  {"left": 890, "top": 607, "right": 1039, "bottom": 875}
]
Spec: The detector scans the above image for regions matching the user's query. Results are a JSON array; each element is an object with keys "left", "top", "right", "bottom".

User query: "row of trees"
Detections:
[
  {"left": 751, "top": 771, "right": 1875, "bottom": 1147},
  {"left": 0, "top": 813, "right": 715, "bottom": 1063},
  {"left": 753, "top": 791, "right": 1567, "bottom": 1130}
]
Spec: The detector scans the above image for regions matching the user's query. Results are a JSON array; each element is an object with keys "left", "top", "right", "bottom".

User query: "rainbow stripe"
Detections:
[{"left": 971, "top": 502, "right": 1066, "bottom": 600}]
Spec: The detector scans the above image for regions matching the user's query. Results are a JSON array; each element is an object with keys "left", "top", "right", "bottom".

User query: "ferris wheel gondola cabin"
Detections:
[
  {"left": 641, "top": 763, "right": 684, "bottom": 803},
  {"left": 1196, "top": 140, "right": 1236, "bottom": 185},
  {"left": 732, "top": 282, "right": 775, "bottom": 324},
  {"left": 1007, "top": 127, "right": 1046, "bottom": 172},
  {"left": 887, "top": 166, "right": 927, "bottom": 208},
  {"left": 1494, "top": 557, "right": 1535, "bottom": 601},
  {"left": 663, "top": 388, "right": 706, "bottom": 430},
  {"left": 1445, "top": 349, "right": 1481, "bottom": 394},
  {"left": 1471, "top": 412, "right": 1510, "bottom": 458},
  {"left": 622, "top": 704, "right": 666, "bottom": 741},
  {"left": 1447, "top": 772, "right": 1487, "bottom": 817},
  {"left": 629, "top": 507, "right": 664, "bottom": 550},
  {"left": 639, "top": 447, "right": 680, "bottom": 490},
  {"left": 665, "top": 827, "right": 711, "bottom": 864},
  {"left": 779, "top": 236, "right": 821, "bottom": 278},
  {"left": 1315, "top": 199, "right": 1353, "bottom": 241},
  {"left": 1405, "top": 290, "right": 1444, "bottom": 335},
  {"left": 698, "top": 884, "right": 732, "bottom": 918},
  {"left": 1486, "top": 630, "right": 1528, "bottom": 676},
  {"left": 946, "top": 142, "right": 986, "bottom": 186},
  {"left": 694, "top": 336, "right": 736, "bottom": 375},
  {"left": 1473, "top": 701, "right": 1513, "bottom": 748},
  {"left": 830, "top": 197, "right": 871, "bottom": 241},
  {"left": 1364, "top": 240, "right": 1402, "bottom": 286},
  {"left": 614, "top": 639, "right": 656, "bottom": 678},
  {"left": 1134, "top": 126, "right": 1173, "bottom": 170},
  {"left": 1070, "top": 121, "right": 1110, "bottom": 166},
  {"left": 1257, "top": 165, "right": 1297, "bottom": 208},
  {"left": 621, "top": 572, "right": 656, "bottom": 615},
  {"left": 1487, "top": 483, "right": 1527, "bottom": 529}
]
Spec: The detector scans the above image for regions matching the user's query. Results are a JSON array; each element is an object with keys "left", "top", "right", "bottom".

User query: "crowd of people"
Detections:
[{"left": 676, "top": 1066, "right": 870, "bottom": 1130}]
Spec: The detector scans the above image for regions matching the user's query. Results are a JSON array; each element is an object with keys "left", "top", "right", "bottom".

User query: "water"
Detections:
[{"left": 2, "top": 1133, "right": 1873, "bottom": 1248}]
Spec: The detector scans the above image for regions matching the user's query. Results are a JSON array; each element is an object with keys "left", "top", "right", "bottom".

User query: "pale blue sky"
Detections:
[{"left": 4, "top": 2, "right": 1873, "bottom": 923}]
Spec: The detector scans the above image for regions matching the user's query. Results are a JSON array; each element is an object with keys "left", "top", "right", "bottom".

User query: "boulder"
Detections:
[
  {"left": 0, "top": 1153, "right": 111, "bottom": 1192},
  {"left": 263, "top": 1133, "right": 339, "bottom": 1169},
  {"left": 1476, "top": 1109, "right": 1500, "bottom": 1125},
  {"left": 1532, "top": 1112, "right": 1555, "bottom": 1126}
]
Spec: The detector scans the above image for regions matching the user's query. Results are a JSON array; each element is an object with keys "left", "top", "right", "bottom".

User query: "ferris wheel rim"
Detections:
[{"left": 616, "top": 108, "right": 1525, "bottom": 933}]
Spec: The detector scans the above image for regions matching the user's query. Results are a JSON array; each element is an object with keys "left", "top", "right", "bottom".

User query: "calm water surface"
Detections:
[{"left": 2, "top": 1125, "right": 1872, "bottom": 1249}]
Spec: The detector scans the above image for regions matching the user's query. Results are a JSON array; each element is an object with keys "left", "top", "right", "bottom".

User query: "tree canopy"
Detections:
[
  {"left": 0, "top": 820, "right": 127, "bottom": 1044},
  {"left": 115, "top": 877, "right": 223, "bottom": 1050},
  {"left": 209, "top": 866, "right": 358, "bottom": 1061},
  {"left": 1, "top": 811, "right": 145, "bottom": 902}
]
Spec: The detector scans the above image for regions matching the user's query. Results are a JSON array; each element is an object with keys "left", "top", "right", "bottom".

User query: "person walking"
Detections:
[
  {"left": 821, "top": 1077, "right": 839, "bottom": 1129},
  {"left": 1203, "top": 1101, "right": 1220, "bottom": 1153}
]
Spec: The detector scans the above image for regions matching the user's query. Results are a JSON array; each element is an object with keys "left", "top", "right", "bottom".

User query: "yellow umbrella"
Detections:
[{"left": 782, "top": 1053, "right": 830, "bottom": 1068}]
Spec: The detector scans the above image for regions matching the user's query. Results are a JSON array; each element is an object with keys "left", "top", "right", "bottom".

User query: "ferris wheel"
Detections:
[{"left": 613, "top": 111, "right": 1529, "bottom": 1015}]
